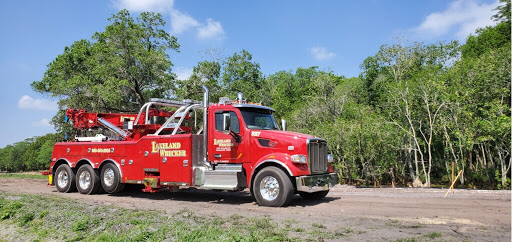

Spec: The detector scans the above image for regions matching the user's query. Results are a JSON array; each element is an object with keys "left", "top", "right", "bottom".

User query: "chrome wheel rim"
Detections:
[
  {"left": 57, "top": 170, "right": 68, "bottom": 188},
  {"left": 259, "top": 176, "right": 279, "bottom": 201},
  {"left": 103, "top": 168, "right": 115, "bottom": 187},
  {"left": 79, "top": 170, "right": 91, "bottom": 190}
]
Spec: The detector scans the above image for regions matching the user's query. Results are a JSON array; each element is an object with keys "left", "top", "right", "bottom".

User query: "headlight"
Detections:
[
  {"left": 327, "top": 154, "right": 333, "bottom": 163},
  {"left": 291, "top": 154, "right": 307, "bottom": 164}
]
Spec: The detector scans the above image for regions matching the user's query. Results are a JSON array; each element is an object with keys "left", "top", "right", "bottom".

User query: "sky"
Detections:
[{"left": 0, "top": 0, "right": 501, "bottom": 148}]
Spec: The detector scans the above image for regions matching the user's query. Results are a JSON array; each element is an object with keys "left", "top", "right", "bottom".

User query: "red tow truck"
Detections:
[{"left": 47, "top": 86, "right": 338, "bottom": 207}]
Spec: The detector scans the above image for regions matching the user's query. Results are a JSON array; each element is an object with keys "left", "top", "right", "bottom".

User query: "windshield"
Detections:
[{"left": 239, "top": 107, "right": 279, "bottom": 130}]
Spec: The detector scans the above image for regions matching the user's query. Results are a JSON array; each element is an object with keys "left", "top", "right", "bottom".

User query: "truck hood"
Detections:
[
  {"left": 250, "top": 130, "right": 316, "bottom": 153},
  {"left": 252, "top": 130, "right": 315, "bottom": 140}
]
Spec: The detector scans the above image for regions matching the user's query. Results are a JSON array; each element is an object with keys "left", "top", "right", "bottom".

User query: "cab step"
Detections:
[{"left": 201, "top": 164, "right": 246, "bottom": 190}]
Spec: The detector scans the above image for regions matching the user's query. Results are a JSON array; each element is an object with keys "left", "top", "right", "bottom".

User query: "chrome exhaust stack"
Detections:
[{"left": 202, "top": 85, "right": 211, "bottom": 168}]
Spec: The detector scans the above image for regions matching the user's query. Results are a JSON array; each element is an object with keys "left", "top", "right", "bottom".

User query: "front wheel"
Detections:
[
  {"left": 253, "top": 167, "right": 293, "bottom": 207},
  {"left": 76, "top": 165, "right": 101, "bottom": 195},
  {"left": 299, "top": 190, "right": 329, "bottom": 200}
]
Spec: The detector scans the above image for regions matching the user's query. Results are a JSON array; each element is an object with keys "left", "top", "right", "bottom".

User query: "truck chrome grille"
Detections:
[{"left": 307, "top": 139, "right": 328, "bottom": 173}]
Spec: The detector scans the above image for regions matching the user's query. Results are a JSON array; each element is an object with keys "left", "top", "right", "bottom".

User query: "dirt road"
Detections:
[{"left": 0, "top": 178, "right": 510, "bottom": 241}]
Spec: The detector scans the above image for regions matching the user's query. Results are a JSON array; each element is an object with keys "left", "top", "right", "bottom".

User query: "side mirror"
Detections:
[
  {"left": 281, "top": 119, "right": 286, "bottom": 131},
  {"left": 222, "top": 113, "right": 231, "bottom": 133}
]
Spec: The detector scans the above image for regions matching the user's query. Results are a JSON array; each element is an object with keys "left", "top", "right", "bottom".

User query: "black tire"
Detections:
[
  {"left": 55, "top": 164, "right": 76, "bottom": 193},
  {"left": 101, "top": 163, "right": 125, "bottom": 193},
  {"left": 299, "top": 190, "right": 329, "bottom": 200},
  {"left": 253, "top": 167, "right": 294, "bottom": 207},
  {"left": 76, "top": 165, "right": 101, "bottom": 195}
]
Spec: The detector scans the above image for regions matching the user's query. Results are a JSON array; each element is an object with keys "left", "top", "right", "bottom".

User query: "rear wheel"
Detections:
[
  {"left": 253, "top": 167, "right": 293, "bottom": 207},
  {"left": 299, "top": 190, "right": 329, "bottom": 200},
  {"left": 55, "top": 164, "right": 76, "bottom": 193},
  {"left": 76, "top": 165, "right": 101, "bottom": 195},
  {"left": 101, "top": 163, "right": 125, "bottom": 193}
]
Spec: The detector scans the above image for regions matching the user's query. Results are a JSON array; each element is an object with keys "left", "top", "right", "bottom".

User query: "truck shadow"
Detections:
[
  {"left": 288, "top": 196, "right": 340, "bottom": 207},
  {"left": 109, "top": 185, "right": 339, "bottom": 207},
  {"left": 113, "top": 186, "right": 256, "bottom": 205}
]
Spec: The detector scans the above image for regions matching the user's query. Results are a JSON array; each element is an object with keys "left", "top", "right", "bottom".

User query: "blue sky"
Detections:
[{"left": 0, "top": 0, "right": 500, "bottom": 147}]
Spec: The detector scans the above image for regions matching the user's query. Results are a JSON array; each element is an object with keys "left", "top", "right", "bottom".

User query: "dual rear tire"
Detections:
[
  {"left": 76, "top": 165, "right": 102, "bottom": 194},
  {"left": 54, "top": 163, "right": 123, "bottom": 194}
]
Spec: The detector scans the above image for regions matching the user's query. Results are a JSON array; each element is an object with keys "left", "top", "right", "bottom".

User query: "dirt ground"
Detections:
[{"left": 0, "top": 178, "right": 510, "bottom": 241}]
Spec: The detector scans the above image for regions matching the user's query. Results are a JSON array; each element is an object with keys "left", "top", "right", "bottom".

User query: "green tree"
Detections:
[
  {"left": 492, "top": 0, "right": 511, "bottom": 23},
  {"left": 37, "top": 137, "right": 58, "bottom": 170},
  {"left": 448, "top": 43, "right": 511, "bottom": 188},
  {"left": 461, "top": 22, "right": 511, "bottom": 59},
  {"left": 268, "top": 67, "right": 323, "bottom": 120},
  {"left": 174, "top": 60, "right": 222, "bottom": 102},
  {"left": 360, "top": 40, "right": 458, "bottom": 187},
  {"left": 22, "top": 134, "right": 59, "bottom": 170},
  {"left": 222, "top": 50, "right": 263, "bottom": 101},
  {"left": 31, "top": 10, "right": 179, "bottom": 132},
  {"left": 0, "top": 139, "right": 32, "bottom": 172}
]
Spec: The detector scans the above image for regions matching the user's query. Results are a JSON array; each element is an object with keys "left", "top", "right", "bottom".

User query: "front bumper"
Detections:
[{"left": 295, "top": 173, "right": 338, "bottom": 193}]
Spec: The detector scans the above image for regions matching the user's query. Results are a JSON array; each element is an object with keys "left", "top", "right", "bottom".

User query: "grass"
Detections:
[
  {"left": 394, "top": 238, "right": 417, "bottom": 242},
  {"left": 311, "top": 222, "right": 326, "bottom": 229},
  {"left": 391, "top": 232, "right": 443, "bottom": 242},
  {"left": 0, "top": 193, "right": 344, "bottom": 241},
  {"left": 0, "top": 172, "right": 47, "bottom": 180},
  {"left": 386, "top": 219, "right": 423, "bottom": 229},
  {"left": 424, "top": 232, "right": 442, "bottom": 239}
]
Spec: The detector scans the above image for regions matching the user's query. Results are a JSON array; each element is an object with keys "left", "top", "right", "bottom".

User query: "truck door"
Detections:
[{"left": 209, "top": 110, "right": 247, "bottom": 163}]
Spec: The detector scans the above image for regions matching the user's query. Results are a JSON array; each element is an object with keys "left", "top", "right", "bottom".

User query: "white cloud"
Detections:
[
  {"left": 414, "top": 0, "right": 499, "bottom": 39},
  {"left": 112, "top": 0, "right": 225, "bottom": 40},
  {"left": 175, "top": 66, "right": 193, "bottom": 80},
  {"left": 18, "top": 95, "right": 58, "bottom": 111},
  {"left": 170, "top": 9, "right": 200, "bottom": 34},
  {"left": 32, "top": 118, "right": 51, "bottom": 127},
  {"left": 310, "top": 46, "right": 336, "bottom": 61},
  {"left": 197, "top": 18, "right": 225, "bottom": 39},
  {"left": 111, "top": 0, "right": 174, "bottom": 12}
]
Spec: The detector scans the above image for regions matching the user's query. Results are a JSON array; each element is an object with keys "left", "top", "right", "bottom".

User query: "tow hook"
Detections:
[{"left": 316, "top": 179, "right": 326, "bottom": 186}]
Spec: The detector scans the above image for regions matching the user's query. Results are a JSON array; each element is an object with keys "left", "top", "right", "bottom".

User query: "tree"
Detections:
[
  {"left": 0, "top": 139, "right": 32, "bottom": 172},
  {"left": 360, "top": 40, "right": 459, "bottom": 187},
  {"left": 37, "top": 138, "right": 58, "bottom": 170},
  {"left": 31, "top": 10, "right": 179, "bottom": 132},
  {"left": 492, "top": 0, "right": 511, "bottom": 23},
  {"left": 222, "top": 50, "right": 263, "bottom": 102},
  {"left": 174, "top": 60, "right": 222, "bottom": 102},
  {"left": 22, "top": 133, "right": 60, "bottom": 170},
  {"left": 448, "top": 43, "right": 511, "bottom": 188},
  {"left": 461, "top": 22, "right": 511, "bottom": 59},
  {"left": 267, "top": 67, "right": 321, "bottom": 120}
]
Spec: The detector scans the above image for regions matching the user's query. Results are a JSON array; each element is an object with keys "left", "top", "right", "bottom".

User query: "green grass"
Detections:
[
  {"left": 0, "top": 173, "right": 47, "bottom": 180},
  {"left": 424, "top": 232, "right": 442, "bottom": 239},
  {"left": 311, "top": 222, "right": 326, "bottom": 229},
  {"left": 394, "top": 238, "right": 417, "bottom": 242},
  {"left": 391, "top": 232, "right": 443, "bottom": 242},
  {"left": 386, "top": 219, "right": 423, "bottom": 229},
  {"left": 0, "top": 193, "right": 345, "bottom": 241}
]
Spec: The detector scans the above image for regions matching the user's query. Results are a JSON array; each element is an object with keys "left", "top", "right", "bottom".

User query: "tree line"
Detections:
[{"left": 1, "top": 1, "right": 510, "bottom": 189}]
